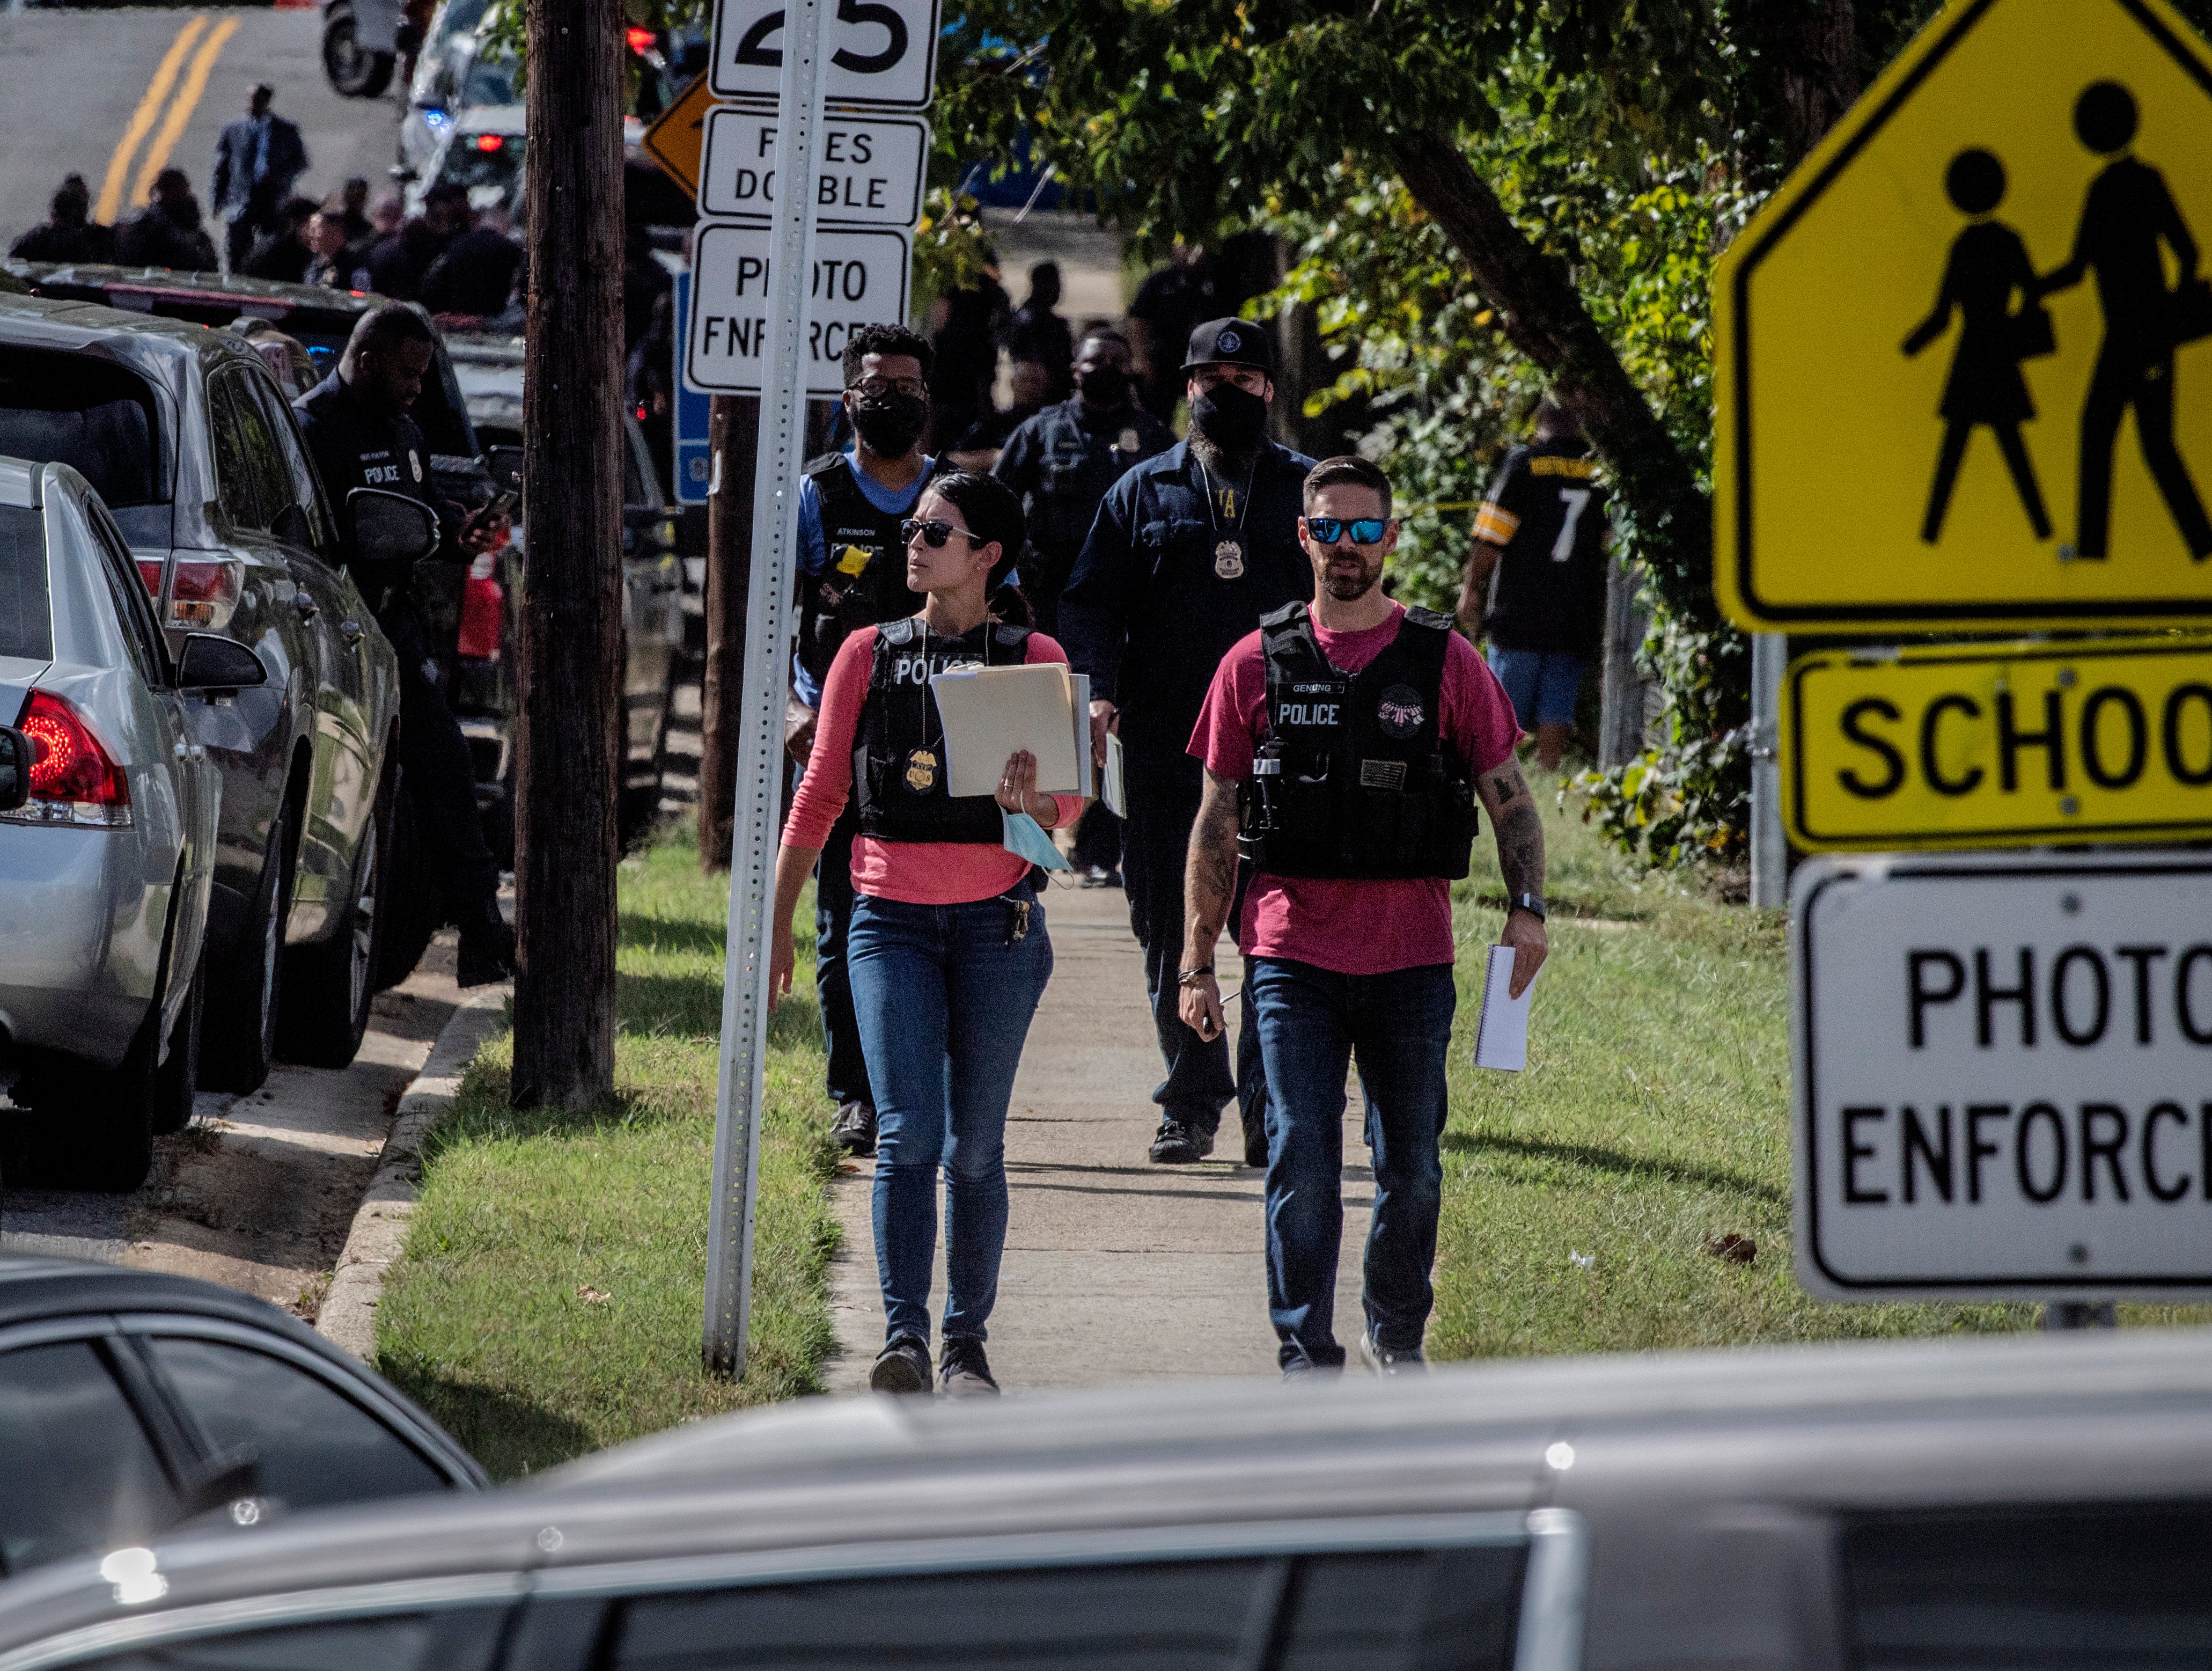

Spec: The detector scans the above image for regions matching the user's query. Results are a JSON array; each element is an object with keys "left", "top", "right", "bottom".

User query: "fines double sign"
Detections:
[
  {"left": 1794, "top": 851, "right": 2212, "bottom": 1299},
  {"left": 1787, "top": 636, "right": 2212, "bottom": 849}
]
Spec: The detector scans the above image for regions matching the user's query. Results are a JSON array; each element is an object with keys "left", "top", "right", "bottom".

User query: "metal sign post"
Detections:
[{"left": 701, "top": 0, "right": 829, "bottom": 1380}]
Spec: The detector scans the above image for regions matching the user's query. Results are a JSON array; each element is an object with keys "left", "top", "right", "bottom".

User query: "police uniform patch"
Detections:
[
  {"left": 1376, "top": 684, "right": 1425, "bottom": 739},
  {"left": 1218, "top": 328, "right": 1242, "bottom": 356}
]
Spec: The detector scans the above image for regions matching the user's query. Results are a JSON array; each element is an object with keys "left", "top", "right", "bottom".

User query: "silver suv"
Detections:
[{"left": 0, "top": 297, "right": 401, "bottom": 1095}]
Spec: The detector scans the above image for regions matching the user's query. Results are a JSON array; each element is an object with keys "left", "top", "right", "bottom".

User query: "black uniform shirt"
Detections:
[
  {"left": 293, "top": 370, "right": 441, "bottom": 621},
  {"left": 1473, "top": 439, "right": 1611, "bottom": 657},
  {"left": 1060, "top": 437, "right": 1314, "bottom": 807},
  {"left": 994, "top": 394, "right": 1174, "bottom": 621}
]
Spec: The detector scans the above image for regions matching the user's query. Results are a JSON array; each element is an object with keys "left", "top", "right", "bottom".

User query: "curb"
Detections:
[{"left": 316, "top": 985, "right": 511, "bottom": 1362}]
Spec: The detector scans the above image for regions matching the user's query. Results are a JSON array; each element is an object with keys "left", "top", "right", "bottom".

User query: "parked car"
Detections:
[
  {"left": 0, "top": 1329, "right": 2208, "bottom": 1667},
  {"left": 405, "top": 102, "right": 523, "bottom": 223},
  {"left": 321, "top": 0, "right": 409, "bottom": 99},
  {"left": 0, "top": 295, "right": 402, "bottom": 1096},
  {"left": 0, "top": 1255, "right": 484, "bottom": 1581},
  {"left": 0, "top": 459, "right": 235, "bottom": 1190}
]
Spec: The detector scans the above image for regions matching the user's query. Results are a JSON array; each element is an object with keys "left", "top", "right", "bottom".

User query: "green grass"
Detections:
[
  {"left": 373, "top": 835, "right": 842, "bottom": 1480},
  {"left": 1430, "top": 772, "right": 2209, "bottom": 1358}
]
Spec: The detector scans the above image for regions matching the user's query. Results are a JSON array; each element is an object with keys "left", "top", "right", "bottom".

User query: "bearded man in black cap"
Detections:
[{"left": 1061, "top": 318, "right": 1315, "bottom": 1167}]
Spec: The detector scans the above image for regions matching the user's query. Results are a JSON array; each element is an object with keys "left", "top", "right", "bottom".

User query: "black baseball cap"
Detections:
[{"left": 1182, "top": 317, "right": 1274, "bottom": 375}]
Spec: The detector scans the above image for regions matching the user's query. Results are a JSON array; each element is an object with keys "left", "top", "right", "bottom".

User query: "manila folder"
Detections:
[{"left": 930, "top": 662, "right": 1082, "bottom": 797}]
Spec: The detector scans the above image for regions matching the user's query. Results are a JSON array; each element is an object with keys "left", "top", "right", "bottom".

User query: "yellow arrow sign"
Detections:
[
  {"left": 1785, "top": 635, "right": 2212, "bottom": 848},
  {"left": 1716, "top": 0, "right": 2212, "bottom": 634},
  {"left": 642, "top": 72, "right": 716, "bottom": 199}
]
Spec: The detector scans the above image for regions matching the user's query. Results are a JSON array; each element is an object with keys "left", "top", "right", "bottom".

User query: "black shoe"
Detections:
[
  {"left": 831, "top": 1102, "right": 877, "bottom": 1156},
  {"left": 870, "top": 1333, "right": 932, "bottom": 1395},
  {"left": 939, "top": 1335, "right": 1000, "bottom": 1397},
  {"left": 1149, "top": 1118, "right": 1213, "bottom": 1164},
  {"left": 457, "top": 915, "right": 515, "bottom": 987}
]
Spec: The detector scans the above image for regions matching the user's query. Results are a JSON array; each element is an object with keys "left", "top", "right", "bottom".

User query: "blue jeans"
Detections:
[
  {"left": 1249, "top": 957, "right": 1457, "bottom": 1370},
  {"left": 1121, "top": 794, "right": 1265, "bottom": 1140},
  {"left": 848, "top": 884, "right": 1054, "bottom": 1345},
  {"left": 1487, "top": 646, "right": 1584, "bottom": 728}
]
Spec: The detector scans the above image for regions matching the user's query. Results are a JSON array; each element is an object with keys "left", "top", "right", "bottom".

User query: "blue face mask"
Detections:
[{"left": 1001, "top": 809, "right": 1071, "bottom": 870}]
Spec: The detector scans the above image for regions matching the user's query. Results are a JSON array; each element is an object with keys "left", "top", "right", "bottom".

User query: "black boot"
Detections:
[{"left": 457, "top": 902, "right": 515, "bottom": 987}]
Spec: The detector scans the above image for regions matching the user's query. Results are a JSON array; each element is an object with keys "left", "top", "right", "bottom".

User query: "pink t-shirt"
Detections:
[
  {"left": 784, "top": 623, "right": 1087, "bottom": 905},
  {"left": 1188, "top": 604, "right": 1520, "bottom": 975}
]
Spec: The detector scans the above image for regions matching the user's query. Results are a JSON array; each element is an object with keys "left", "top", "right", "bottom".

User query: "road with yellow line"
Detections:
[{"left": 0, "top": 6, "right": 397, "bottom": 260}]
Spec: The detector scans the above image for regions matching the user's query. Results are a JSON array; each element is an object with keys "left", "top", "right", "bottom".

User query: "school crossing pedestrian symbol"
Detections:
[{"left": 1715, "top": 0, "right": 2212, "bottom": 634}]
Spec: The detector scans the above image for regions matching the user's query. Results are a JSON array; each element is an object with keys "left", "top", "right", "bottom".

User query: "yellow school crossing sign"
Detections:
[{"left": 1715, "top": 0, "right": 2212, "bottom": 633}]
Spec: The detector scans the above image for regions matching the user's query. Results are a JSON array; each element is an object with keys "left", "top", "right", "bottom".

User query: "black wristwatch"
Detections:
[{"left": 1509, "top": 893, "right": 1546, "bottom": 921}]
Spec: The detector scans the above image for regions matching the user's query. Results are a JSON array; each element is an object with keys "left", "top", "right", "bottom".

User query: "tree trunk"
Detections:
[
  {"left": 513, "top": 0, "right": 623, "bottom": 1109},
  {"left": 698, "top": 394, "right": 760, "bottom": 873},
  {"left": 1391, "top": 130, "right": 1715, "bottom": 629},
  {"left": 1771, "top": 0, "right": 1861, "bottom": 168}
]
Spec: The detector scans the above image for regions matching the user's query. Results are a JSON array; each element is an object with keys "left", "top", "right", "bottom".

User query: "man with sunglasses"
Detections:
[
  {"left": 1061, "top": 318, "right": 1315, "bottom": 1168},
  {"left": 790, "top": 323, "right": 946, "bottom": 1160},
  {"left": 1181, "top": 456, "right": 1546, "bottom": 1377}
]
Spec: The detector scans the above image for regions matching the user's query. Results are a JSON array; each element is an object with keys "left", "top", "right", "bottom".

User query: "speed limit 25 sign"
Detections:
[{"left": 711, "top": 0, "right": 940, "bottom": 109}]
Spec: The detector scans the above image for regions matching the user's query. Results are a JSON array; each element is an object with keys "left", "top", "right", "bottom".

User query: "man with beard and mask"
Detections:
[
  {"left": 1061, "top": 318, "right": 1314, "bottom": 1168},
  {"left": 1180, "top": 456, "right": 1541, "bottom": 1377},
  {"left": 295, "top": 306, "right": 514, "bottom": 987},
  {"left": 995, "top": 328, "right": 1173, "bottom": 886},
  {"left": 790, "top": 323, "right": 946, "bottom": 1160}
]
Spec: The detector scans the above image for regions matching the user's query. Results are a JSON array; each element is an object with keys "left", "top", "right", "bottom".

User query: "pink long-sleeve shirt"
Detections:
[{"left": 784, "top": 623, "right": 1087, "bottom": 904}]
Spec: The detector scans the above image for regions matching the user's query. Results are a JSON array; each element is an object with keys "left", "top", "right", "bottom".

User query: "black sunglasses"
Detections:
[
  {"left": 1302, "top": 517, "right": 1393, "bottom": 546},
  {"left": 901, "top": 518, "right": 986, "bottom": 549}
]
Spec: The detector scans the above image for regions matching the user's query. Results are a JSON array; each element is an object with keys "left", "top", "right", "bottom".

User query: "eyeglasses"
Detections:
[
  {"left": 901, "top": 517, "right": 984, "bottom": 548},
  {"left": 853, "top": 375, "right": 927, "bottom": 398},
  {"left": 1302, "top": 517, "right": 1393, "bottom": 546}
]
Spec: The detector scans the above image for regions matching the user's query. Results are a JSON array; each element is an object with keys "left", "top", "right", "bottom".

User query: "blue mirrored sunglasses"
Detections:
[{"left": 1302, "top": 517, "right": 1392, "bottom": 546}]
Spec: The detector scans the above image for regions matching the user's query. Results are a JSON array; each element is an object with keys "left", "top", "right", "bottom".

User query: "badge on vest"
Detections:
[
  {"left": 904, "top": 747, "right": 939, "bottom": 793},
  {"left": 1118, "top": 428, "right": 1141, "bottom": 454},
  {"left": 408, "top": 448, "right": 422, "bottom": 482},
  {"left": 1214, "top": 538, "right": 1246, "bottom": 580},
  {"left": 1377, "top": 684, "right": 1426, "bottom": 739}
]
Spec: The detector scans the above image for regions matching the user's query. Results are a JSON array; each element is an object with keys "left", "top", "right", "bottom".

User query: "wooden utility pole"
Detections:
[
  {"left": 514, "top": 0, "right": 623, "bottom": 1108},
  {"left": 697, "top": 393, "right": 760, "bottom": 873}
]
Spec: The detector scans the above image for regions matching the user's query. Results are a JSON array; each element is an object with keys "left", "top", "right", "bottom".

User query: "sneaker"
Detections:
[
  {"left": 1149, "top": 1118, "right": 1214, "bottom": 1164},
  {"left": 1281, "top": 1353, "right": 1342, "bottom": 1382},
  {"left": 456, "top": 916, "right": 515, "bottom": 987},
  {"left": 939, "top": 1335, "right": 1000, "bottom": 1397},
  {"left": 831, "top": 1102, "right": 877, "bottom": 1157},
  {"left": 1359, "top": 1329, "right": 1427, "bottom": 1375},
  {"left": 869, "top": 1333, "right": 932, "bottom": 1395},
  {"left": 1081, "top": 865, "right": 1114, "bottom": 888}
]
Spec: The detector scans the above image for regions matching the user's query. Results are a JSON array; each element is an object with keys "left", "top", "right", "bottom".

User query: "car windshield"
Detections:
[
  {"left": 0, "top": 350, "right": 164, "bottom": 509},
  {"left": 0, "top": 502, "right": 51, "bottom": 661},
  {"left": 462, "top": 51, "right": 516, "bottom": 107}
]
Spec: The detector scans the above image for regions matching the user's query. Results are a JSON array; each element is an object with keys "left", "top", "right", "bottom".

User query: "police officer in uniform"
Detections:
[
  {"left": 1180, "top": 456, "right": 1545, "bottom": 1376},
  {"left": 294, "top": 305, "right": 513, "bottom": 986},
  {"left": 790, "top": 323, "right": 947, "bottom": 1160},
  {"left": 995, "top": 327, "right": 1172, "bottom": 883},
  {"left": 1061, "top": 318, "right": 1315, "bottom": 1168}
]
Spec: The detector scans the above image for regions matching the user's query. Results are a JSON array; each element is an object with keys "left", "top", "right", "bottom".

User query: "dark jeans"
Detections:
[
  {"left": 848, "top": 884, "right": 1054, "bottom": 1344},
  {"left": 1249, "top": 956, "right": 1457, "bottom": 1370},
  {"left": 224, "top": 215, "right": 258, "bottom": 275},
  {"left": 1120, "top": 794, "right": 1263, "bottom": 1141},
  {"left": 388, "top": 613, "right": 498, "bottom": 922},
  {"left": 811, "top": 801, "right": 872, "bottom": 1110}
]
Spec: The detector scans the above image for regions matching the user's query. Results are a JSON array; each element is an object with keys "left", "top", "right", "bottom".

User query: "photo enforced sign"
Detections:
[{"left": 1792, "top": 851, "right": 2212, "bottom": 1300}]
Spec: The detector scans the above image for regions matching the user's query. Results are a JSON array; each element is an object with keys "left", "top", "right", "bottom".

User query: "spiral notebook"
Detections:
[{"left": 1473, "top": 946, "right": 1538, "bottom": 1072}]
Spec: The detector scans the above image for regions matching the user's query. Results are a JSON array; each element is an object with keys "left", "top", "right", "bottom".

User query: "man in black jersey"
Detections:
[{"left": 1457, "top": 401, "right": 1612, "bottom": 774}]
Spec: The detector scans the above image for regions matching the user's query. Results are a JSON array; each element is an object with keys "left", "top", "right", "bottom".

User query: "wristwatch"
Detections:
[{"left": 1509, "top": 893, "right": 1547, "bottom": 921}]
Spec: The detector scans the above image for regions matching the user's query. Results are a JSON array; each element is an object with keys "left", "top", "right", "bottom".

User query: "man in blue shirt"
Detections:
[
  {"left": 789, "top": 323, "right": 943, "bottom": 1158},
  {"left": 1061, "top": 318, "right": 1315, "bottom": 1167}
]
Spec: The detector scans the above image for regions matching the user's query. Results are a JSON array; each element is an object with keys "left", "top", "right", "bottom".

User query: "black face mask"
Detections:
[
  {"left": 1077, "top": 367, "right": 1128, "bottom": 405},
  {"left": 1189, "top": 382, "right": 1266, "bottom": 450},
  {"left": 850, "top": 392, "right": 929, "bottom": 456}
]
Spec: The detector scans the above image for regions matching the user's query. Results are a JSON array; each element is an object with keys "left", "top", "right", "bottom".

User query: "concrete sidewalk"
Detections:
[{"left": 826, "top": 881, "right": 1372, "bottom": 1391}]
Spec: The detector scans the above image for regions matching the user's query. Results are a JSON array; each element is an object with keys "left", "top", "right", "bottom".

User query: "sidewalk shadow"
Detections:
[{"left": 1442, "top": 1130, "right": 1785, "bottom": 1208}]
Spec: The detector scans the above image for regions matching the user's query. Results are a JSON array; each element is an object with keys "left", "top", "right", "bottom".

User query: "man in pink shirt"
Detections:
[{"left": 1180, "top": 456, "right": 1548, "bottom": 1376}]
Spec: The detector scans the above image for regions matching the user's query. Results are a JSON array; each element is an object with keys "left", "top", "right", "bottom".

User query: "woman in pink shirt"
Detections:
[{"left": 771, "top": 471, "right": 1084, "bottom": 1398}]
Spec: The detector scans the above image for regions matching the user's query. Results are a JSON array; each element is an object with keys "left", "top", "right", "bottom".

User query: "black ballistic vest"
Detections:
[
  {"left": 797, "top": 453, "right": 938, "bottom": 685},
  {"left": 856, "top": 617, "right": 1033, "bottom": 844},
  {"left": 1238, "top": 603, "right": 1480, "bottom": 880}
]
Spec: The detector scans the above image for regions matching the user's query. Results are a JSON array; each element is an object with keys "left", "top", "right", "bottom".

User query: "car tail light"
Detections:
[
  {"left": 458, "top": 554, "right": 504, "bottom": 661},
  {"left": 626, "top": 25, "right": 658, "bottom": 53},
  {"left": 134, "top": 555, "right": 243, "bottom": 631},
  {"left": 6, "top": 690, "right": 132, "bottom": 828},
  {"left": 474, "top": 133, "right": 505, "bottom": 151}
]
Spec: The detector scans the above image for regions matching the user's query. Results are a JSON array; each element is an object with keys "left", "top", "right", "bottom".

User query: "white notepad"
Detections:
[
  {"left": 1102, "top": 732, "right": 1127, "bottom": 817},
  {"left": 1474, "top": 944, "right": 1538, "bottom": 1072},
  {"left": 928, "top": 661, "right": 1083, "bottom": 796}
]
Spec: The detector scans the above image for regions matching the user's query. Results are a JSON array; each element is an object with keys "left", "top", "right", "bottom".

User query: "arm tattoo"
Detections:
[
  {"left": 1182, "top": 769, "right": 1242, "bottom": 963},
  {"left": 1479, "top": 759, "right": 1546, "bottom": 900}
]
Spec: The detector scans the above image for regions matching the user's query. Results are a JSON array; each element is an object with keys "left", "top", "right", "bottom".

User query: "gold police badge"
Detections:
[{"left": 905, "top": 747, "right": 939, "bottom": 793}]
